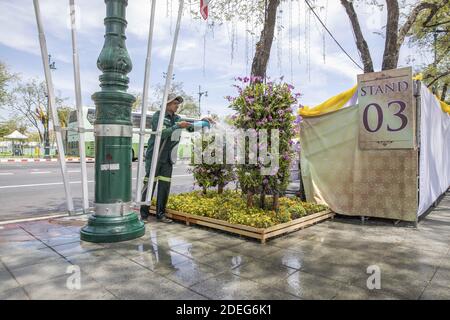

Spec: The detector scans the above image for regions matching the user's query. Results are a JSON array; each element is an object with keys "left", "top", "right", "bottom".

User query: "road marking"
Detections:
[
  {"left": 30, "top": 171, "right": 52, "bottom": 174},
  {"left": 0, "top": 175, "right": 192, "bottom": 189},
  {"left": 0, "top": 173, "right": 14, "bottom": 175},
  {"left": 68, "top": 170, "right": 81, "bottom": 173},
  {"left": 0, "top": 181, "right": 94, "bottom": 189}
]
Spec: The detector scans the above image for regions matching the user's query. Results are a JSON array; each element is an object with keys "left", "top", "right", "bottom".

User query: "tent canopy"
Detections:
[{"left": 4, "top": 130, "right": 28, "bottom": 140}]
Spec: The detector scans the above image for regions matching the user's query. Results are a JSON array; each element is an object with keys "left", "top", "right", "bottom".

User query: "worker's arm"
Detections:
[{"left": 152, "top": 114, "right": 184, "bottom": 140}]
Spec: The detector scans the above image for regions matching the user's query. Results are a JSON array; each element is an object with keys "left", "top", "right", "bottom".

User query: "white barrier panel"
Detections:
[{"left": 418, "top": 84, "right": 450, "bottom": 216}]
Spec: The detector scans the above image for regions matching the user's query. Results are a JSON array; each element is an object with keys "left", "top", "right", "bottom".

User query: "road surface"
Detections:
[{"left": 0, "top": 161, "right": 195, "bottom": 222}]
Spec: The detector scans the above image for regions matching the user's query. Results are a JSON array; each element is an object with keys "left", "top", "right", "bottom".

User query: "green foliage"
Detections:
[
  {"left": 0, "top": 61, "right": 16, "bottom": 106},
  {"left": 189, "top": 134, "right": 235, "bottom": 194},
  {"left": 407, "top": 0, "right": 449, "bottom": 101},
  {"left": 0, "top": 117, "right": 27, "bottom": 137},
  {"left": 6, "top": 79, "right": 66, "bottom": 145},
  {"left": 57, "top": 106, "right": 74, "bottom": 128}
]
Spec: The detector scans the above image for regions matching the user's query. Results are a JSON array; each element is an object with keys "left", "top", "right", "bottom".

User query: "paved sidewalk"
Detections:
[{"left": 1, "top": 192, "right": 449, "bottom": 300}]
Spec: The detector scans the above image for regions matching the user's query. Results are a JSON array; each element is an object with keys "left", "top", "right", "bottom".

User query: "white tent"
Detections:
[
  {"left": 300, "top": 82, "right": 450, "bottom": 222},
  {"left": 4, "top": 130, "right": 28, "bottom": 140}
]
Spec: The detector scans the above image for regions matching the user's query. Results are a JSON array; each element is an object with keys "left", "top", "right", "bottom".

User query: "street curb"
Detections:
[
  {"left": 0, "top": 158, "right": 95, "bottom": 163},
  {"left": 0, "top": 213, "right": 69, "bottom": 226}
]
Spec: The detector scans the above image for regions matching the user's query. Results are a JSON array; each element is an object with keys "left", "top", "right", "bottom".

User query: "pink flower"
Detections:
[{"left": 245, "top": 97, "right": 255, "bottom": 104}]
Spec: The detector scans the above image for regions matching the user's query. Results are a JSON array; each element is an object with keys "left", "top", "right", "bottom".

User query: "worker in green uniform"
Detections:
[{"left": 140, "top": 93, "right": 212, "bottom": 223}]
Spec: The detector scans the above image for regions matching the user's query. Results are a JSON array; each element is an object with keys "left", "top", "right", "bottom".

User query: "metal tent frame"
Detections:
[{"left": 32, "top": 0, "right": 186, "bottom": 214}]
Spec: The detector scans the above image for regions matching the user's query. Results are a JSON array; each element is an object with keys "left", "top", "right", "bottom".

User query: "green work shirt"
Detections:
[{"left": 145, "top": 111, "right": 194, "bottom": 172}]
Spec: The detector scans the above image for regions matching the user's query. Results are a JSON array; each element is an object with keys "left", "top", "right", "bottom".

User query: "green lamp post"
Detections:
[{"left": 81, "top": 0, "right": 145, "bottom": 243}]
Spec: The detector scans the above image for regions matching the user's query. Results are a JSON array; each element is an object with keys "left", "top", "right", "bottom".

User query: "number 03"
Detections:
[{"left": 362, "top": 100, "right": 408, "bottom": 133}]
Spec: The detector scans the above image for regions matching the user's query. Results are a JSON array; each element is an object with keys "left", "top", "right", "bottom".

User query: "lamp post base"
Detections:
[{"left": 80, "top": 212, "right": 145, "bottom": 243}]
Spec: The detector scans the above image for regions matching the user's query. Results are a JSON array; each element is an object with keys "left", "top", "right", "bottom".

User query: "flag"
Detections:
[{"left": 200, "top": 0, "right": 210, "bottom": 20}]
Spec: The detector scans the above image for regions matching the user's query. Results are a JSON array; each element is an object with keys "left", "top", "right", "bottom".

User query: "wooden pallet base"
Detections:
[{"left": 149, "top": 207, "right": 334, "bottom": 244}]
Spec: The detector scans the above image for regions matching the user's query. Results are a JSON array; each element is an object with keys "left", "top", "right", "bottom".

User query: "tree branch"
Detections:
[
  {"left": 441, "top": 82, "right": 448, "bottom": 102},
  {"left": 426, "top": 71, "right": 450, "bottom": 87},
  {"left": 340, "top": 0, "right": 374, "bottom": 73},
  {"left": 397, "top": 2, "right": 440, "bottom": 50},
  {"left": 382, "top": 0, "right": 400, "bottom": 70}
]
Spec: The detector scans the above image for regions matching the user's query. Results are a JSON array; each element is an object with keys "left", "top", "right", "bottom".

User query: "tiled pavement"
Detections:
[{"left": 1, "top": 192, "right": 449, "bottom": 300}]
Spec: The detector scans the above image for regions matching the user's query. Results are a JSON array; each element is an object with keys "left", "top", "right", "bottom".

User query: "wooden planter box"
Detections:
[{"left": 149, "top": 207, "right": 334, "bottom": 244}]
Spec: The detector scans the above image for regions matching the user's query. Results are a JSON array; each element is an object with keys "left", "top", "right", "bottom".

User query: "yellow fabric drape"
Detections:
[
  {"left": 299, "top": 76, "right": 449, "bottom": 117},
  {"left": 439, "top": 99, "right": 450, "bottom": 115},
  {"left": 299, "top": 85, "right": 357, "bottom": 117}
]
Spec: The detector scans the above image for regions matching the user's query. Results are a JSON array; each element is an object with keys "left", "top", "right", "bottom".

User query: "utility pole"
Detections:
[
  {"left": 429, "top": 27, "right": 446, "bottom": 94},
  {"left": 81, "top": 0, "right": 144, "bottom": 243},
  {"left": 198, "top": 85, "right": 208, "bottom": 116},
  {"left": 44, "top": 54, "right": 56, "bottom": 159}
]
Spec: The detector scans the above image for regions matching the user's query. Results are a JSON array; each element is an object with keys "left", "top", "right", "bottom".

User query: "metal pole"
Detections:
[
  {"left": 33, "top": 0, "right": 74, "bottom": 213},
  {"left": 198, "top": 85, "right": 202, "bottom": 116},
  {"left": 415, "top": 80, "right": 421, "bottom": 226},
  {"left": 81, "top": 0, "right": 144, "bottom": 243},
  {"left": 69, "top": 0, "right": 89, "bottom": 212},
  {"left": 135, "top": 0, "right": 157, "bottom": 204},
  {"left": 145, "top": 0, "right": 184, "bottom": 204}
]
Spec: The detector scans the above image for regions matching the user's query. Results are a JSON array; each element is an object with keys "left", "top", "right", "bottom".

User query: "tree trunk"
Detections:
[
  {"left": 218, "top": 183, "right": 224, "bottom": 194},
  {"left": 382, "top": 0, "right": 400, "bottom": 71},
  {"left": 340, "top": 0, "right": 374, "bottom": 73},
  {"left": 260, "top": 190, "right": 266, "bottom": 210},
  {"left": 247, "top": 190, "right": 254, "bottom": 208},
  {"left": 251, "top": 0, "right": 280, "bottom": 79},
  {"left": 44, "top": 120, "right": 50, "bottom": 157},
  {"left": 202, "top": 186, "right": 207, "bottom": 195},
  {"left": 272, "top": 193, "right": 279, "bottom": 212},
  {"left": 441, "top": 83, "right": 448, "bottom": 102}
]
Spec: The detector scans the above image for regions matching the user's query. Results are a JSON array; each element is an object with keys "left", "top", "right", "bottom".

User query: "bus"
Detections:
[{"left": 66, "top": 107, "right": 198, "bottom": 161}]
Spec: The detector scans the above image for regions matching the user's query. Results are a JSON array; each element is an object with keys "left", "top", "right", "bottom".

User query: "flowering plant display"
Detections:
[
  {"left": 166, "top": 190, "right": 327, "bottom": 228},
  {"left": 189, "top": 135, "right": 235, "bottom": 194},
  {"left": 228, "top": 76, "right": 300, "bottom": 210}
]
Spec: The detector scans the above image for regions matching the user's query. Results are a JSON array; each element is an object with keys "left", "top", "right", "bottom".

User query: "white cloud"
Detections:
[{"left": 0, "top": 0, "right": 434, "bottom": 113}]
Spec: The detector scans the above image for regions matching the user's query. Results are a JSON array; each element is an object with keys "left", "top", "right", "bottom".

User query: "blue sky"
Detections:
[{"left": 0, "top": 0, "right": 432, "bottom": 120}]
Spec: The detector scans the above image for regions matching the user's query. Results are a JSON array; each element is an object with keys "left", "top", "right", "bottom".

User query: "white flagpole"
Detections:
[
  {"left": 145, "top": 0, "right": 184, "bottom": 204},
  {"left": 135, "top": 0, "right": 157, "bottom": 204},
  {"left": 33, "top": 0, "right": 74, "bottom": 213},
  {"left": 69, "top": 0, "right": 89, "bottom": 212}
]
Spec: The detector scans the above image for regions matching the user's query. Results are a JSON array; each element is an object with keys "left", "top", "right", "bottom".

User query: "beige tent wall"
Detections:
[{"left": 300, "top": 105, "right": 418, "bottom": 222}]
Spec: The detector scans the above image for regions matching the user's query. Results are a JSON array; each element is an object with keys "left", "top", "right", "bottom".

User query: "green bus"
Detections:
[{"left": 66, "top": 107, "right": 197, "bottom": 161}]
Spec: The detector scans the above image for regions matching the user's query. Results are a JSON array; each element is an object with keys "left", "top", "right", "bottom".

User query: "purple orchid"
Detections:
[{"left": 294, "top": 115, "right": 303, "bottom": 125}]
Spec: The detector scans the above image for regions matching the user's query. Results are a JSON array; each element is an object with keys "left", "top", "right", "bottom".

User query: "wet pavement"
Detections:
[{"left": 0, "top": 191, "right": 449, "bottom": 300}]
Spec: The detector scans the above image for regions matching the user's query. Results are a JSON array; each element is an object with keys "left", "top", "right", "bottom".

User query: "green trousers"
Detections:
[{"left": 140, "top": 161, "right": 173, "bottom": 219}]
